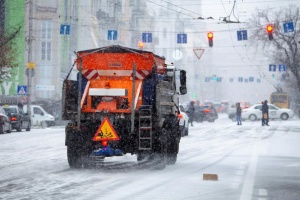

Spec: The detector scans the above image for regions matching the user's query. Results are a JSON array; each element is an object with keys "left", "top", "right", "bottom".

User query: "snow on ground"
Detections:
[{"left": 0, "top": 114, "right": 300, "bottom": 200}]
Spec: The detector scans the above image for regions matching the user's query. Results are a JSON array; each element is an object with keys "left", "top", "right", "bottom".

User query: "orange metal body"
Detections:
[{"left": 76, "top": 49, "right": 166, "bottom": 113}]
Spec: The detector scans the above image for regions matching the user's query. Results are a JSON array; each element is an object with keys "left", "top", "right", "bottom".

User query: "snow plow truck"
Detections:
[{"left": 62, "top": 45, "right": 187, "bottom": 170}]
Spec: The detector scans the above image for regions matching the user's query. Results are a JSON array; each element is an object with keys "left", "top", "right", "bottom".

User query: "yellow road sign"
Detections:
[
  {"left": 27, "top": 62, "right": 36, "bottom": 69},
  {"left": 93, "top": 117, "right": 119, "bottom": 141}
]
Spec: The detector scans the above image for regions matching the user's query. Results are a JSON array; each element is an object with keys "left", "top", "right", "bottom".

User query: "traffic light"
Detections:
[
  {"left": 213, "top": 74, "right": 217, "bottom": 81},
  {"left": 207, "top": 32, "right": 213, "bottom": 47},
  {"left": 138, "top": 41, "right": 144, "bottom": 49},
  {"left": 266, "top": 25, "right": 274, "bottom": 40}
]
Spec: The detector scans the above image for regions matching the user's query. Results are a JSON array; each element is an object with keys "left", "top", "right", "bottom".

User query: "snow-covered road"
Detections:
[{"left": 1, "top": 114, "right": 300, "bottom": 200}]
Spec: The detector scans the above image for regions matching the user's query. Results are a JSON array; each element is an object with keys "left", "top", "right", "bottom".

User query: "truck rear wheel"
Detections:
[
  {"left": 151, "top": 128, "right": 168, "bottom": 170},
  {"left": 67, "top": 146, "right": 83, "bottom": 168},
  {"left": 167, "top": 138, "right": 179, "bottom": 165},
  {"left": 137, "top": 151, "right": 151, "bottom": 162}
]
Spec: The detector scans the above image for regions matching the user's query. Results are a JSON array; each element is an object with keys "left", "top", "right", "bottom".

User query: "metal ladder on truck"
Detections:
[{"left": 138, "top": 105, "right": 152, "bottom": 150}]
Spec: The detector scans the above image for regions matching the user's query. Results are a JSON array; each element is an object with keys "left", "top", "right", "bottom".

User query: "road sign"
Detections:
[
  {"left": 25, "top": 68, "right": 35, "bottom": 77},
  {"left": 108, "top": 30, "right": 118, "bottom": 40},
  {"left": 177, "top": 34, "right": 187, "bottom": 44},
  {"left": 269, "top": 64, "right": 276, "bottom": 72},
  {"left": 142, "top": 33, "right": 152, "bottom": 43},
  {"left": 193, "top": 48, "right": 205, "bottom": 60},
  {"left": 27, "top": 62, "right": 36, "bottom": 69},
  {"left": 17, "top": 85, "right": 27, "bottom": 95},
  {"left": 237, "top": 30, "right": 248, "bottom": 41},
  {"left": 278, "top": 64, "right": 286, "bottom": 72},
  {"left": 93, "top": 117, "right": 120, "bottom": 141},
  {"left": 283, "top": 21, "right": 294, "bottom": 33},
  {"left": 35, "top": 85, "right": 55, "bottom": 91},
  {"left": 60, "top": 24, "right": 70, "bottom": 35},
  {"left": 172, "top": 49, "right": 183, "bottom": 60}
]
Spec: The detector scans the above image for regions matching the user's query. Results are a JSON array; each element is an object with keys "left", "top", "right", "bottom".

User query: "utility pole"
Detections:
[{"left": 27, "top": 0, "right": 33, "bottom": 118}]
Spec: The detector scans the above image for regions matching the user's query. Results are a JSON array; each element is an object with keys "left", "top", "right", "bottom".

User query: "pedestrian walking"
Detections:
[
  {"left": 261, "top": 101, "right": 265, "bottom": 126},
  {"left": 236, "top": 102, "right": 242, "bottom": 125},
  {"left": 262, "top": 100, "right": 269, "bottom": 126},
  {"left": 187, "top": 101, "right": 195, "bottom": 126}
]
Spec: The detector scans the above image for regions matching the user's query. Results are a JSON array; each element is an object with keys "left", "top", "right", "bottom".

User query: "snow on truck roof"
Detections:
[
  {"left": 77, "top": 45, "right": 165, "bottom": 60},
  {"left": 76, "top": 45, "right": 167, "bottom": 77}
]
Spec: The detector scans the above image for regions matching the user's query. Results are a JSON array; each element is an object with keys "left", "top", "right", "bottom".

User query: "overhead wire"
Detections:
[{"left": 219, "top": 0, "right": 275, "bottom": 85}]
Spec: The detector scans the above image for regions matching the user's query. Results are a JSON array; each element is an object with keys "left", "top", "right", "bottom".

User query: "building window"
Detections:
[
  {"left": 249, "top": 77, "right": 254, "bottom": 82},
  {"left": 40, "top": 65, "right": 52, "bottom": 78},
  {"left": 238, "top": 77, "right": 243, "bottom": 82},
  {"left": 229, "top": 78, "right": 234, "bottom": 82},
  {"left": 38, "top": 65, "right": 53, "bottom": 98},
  {"left": 41, "top": 20, "right": 52, "bottom": 61}
]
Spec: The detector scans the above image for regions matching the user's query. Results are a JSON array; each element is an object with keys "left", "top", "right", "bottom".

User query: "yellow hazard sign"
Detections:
[
  {"left": 27, "top": 62, "right": 36, "bottom": 69},
  {"left": 93, "top": 117, "right": 119, "bottom": 141}
]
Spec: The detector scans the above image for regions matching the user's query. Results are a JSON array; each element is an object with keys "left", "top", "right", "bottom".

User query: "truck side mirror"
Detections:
[
  {"left": 180, "top": 70, "right": 186, "bottom": 85},
  {"left": 180, "top": 85, "right": 187, "bottom": 95},
  {"left": 179, "top": 70, "right": 187, "bottom": 94}
]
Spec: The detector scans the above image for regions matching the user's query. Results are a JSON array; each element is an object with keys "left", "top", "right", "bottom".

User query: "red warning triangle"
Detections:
[
  {"left": 193, "top": 48, "right": 205, "bottom": 60},
  {"left": 93, "top": 117, "right": 120, "bottom": 141}
]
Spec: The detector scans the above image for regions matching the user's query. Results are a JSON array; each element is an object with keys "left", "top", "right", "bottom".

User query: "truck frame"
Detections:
[{"left": 62, "top": 45, "right": 187, "bottom": 170}]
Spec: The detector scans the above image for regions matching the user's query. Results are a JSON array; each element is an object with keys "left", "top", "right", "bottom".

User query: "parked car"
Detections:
[
  {"left": 242, "top": 103, "right": 295, "bottom": 121},
  {"left": 3, "top": 104, "right": 31, "bottom": 132},
  {"left": 178, "top": 105, "right": 189, "bottom": 137},
  {"left": 227, "top": 102, "right": 252, "bottom": 121},
  {"left": 194, "top": 105, "right": 218, "bottom": 123},
  {"left": 221, "top": 101, "right": 230, "bottom": 113},
  {"left": 227, "top": 104, "right": 237, "bottom": 120},
  {"left": 0, "top": 106, "right": 12, "bottom": 134},
  {"left": 23, "top": 105, "right": 55, "bottom": 127},
  {"left": 213, "top": 102, "right": 226, "bottom": 113}
]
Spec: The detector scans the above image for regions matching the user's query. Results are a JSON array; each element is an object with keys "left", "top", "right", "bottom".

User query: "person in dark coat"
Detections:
[
  {"left": 261, "top": 101, "right": 265, "bottom": 125},
  {"left": 262, "top": 100, "right": 269, "bottom": 126},
  {"left": 187, "top": 101, "right": 195, "bottom": 126},
  {"left": 236, "top": 102, "right": 242, "bottom": 125}
]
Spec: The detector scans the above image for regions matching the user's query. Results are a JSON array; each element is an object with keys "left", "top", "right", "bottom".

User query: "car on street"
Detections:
[
  {"left": 0, "top": 106, "right": 12, "bottom": 134},
  {"left": 3, "top": 104, "right": 31, "bottom": 132},
  {"left": 194, "top": 105, "right": 218, "bottom": 123},
  {"left": 213, "top": 102, "right": 226, "bottom": 113},
  {"left": 242, "top": 103, "right": 295, "bottom": 121},
  {"left": 178, "top": 105, "right": 189, "bottom": 137},
  {"left": 227, "top": 104, "right": 237, "bottom": 120}
]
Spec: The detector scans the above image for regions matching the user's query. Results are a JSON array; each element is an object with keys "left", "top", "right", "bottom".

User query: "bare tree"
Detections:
[
  {"left": 0, "top": 26, "right": 21, "bottom": 84},
  {"left": 248, "top": 4, "right": 300, "bottom": 95}
]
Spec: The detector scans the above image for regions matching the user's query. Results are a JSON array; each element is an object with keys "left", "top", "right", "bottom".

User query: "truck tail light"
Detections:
[
  {"left": 203, "top": 109, "right": 210, "bottom": 113},
  {"left": 102, "top": 140, "right": 108, "bottom": 147},
  {"left": 178, "top": 113, "right": 183, "bottom": 119}
]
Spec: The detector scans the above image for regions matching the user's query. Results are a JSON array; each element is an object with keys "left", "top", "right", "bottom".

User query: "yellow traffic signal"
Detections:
[
  {"left": 266, "top": 25, "right": 274, "bottom": 40},
  {"left": 138, "top": 41, "right": 144, "bottom": 49},
  {"left": 207, "top": 32, "right": 213, "bottom": 47}
]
